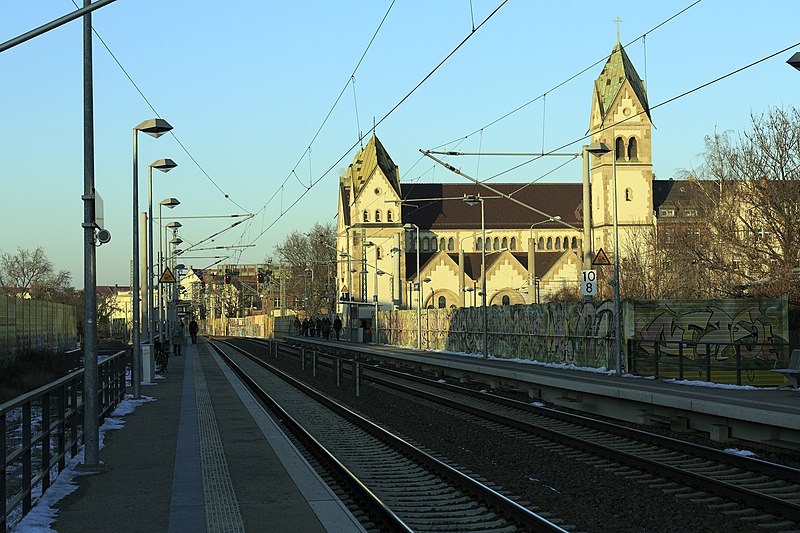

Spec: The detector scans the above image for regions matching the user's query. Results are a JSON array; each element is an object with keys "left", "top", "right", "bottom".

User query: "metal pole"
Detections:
[
  {"left": 131, "top": 133, "right": 141, "bottom": 399},
  {"left": 81, "top": 0, "right": 100, "bottom": 466},
  {"left": 480, "top": 199, "right": 488, "bottom": 358},
  {"left": 0, "top": 0, "right": 117, "bottom": 53},
  {"left": 147, "top": 167, "right": 155, "bottom": 348},
  {"left": 612, "top": 155, "right": 622, "bottom": 373},
  {"left": 373, "top": 250, "right": 378, "bottom": 343},
  {"left": 582, "top": 145, "right": 593, "bottom": 270},
  {"left": 158, "top": 205, "right": 164, "bottom": 340},
  {"left": 415, "top": 227, "right": 421, "bottom": 350}
]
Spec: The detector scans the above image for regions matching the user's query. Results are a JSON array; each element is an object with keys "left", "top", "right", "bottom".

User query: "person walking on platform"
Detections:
[
  {"left": 172, "top": 320, "right": 185, "bottom": 356},
  {"left": 322, "top": 317, "right": 331, "bottom": 340},
  {"left": 333, "top": 315, "right": 342, "bottom": 341},
  {"left": 188, "top": 317, "right": 199, "bottom": 344},
  {"left": 302, "top": 317, "right": 309, "bottom": 337}
]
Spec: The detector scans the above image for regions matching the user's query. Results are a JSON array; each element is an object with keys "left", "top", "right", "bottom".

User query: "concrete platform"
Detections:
[
  {"left": 289, "top": 336, "right": 800, "bottom": 449},
  {"left": 48, "top": 338, "right": 363, "bottom": 533}
]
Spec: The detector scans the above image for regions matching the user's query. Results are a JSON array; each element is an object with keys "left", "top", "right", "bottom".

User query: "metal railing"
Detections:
[
  {"left": 629, "top": 339, "right": 791, "bottom": 386},
  {"left": 1, "top": 351, "right": 127, "bottom": 532}
]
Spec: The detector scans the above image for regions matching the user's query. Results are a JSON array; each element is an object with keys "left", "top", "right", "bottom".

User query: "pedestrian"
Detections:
[
  {"left": 333, "top": 315, "right": 342, "bottom": 341},
  {"left": 302, "top": 317, "right": 309, "bottom": 337},
  {"left": 322, "top": 317, "right": 331, "bottom": 340},
  {"left": 172, "top": 319, "right": 185, "bottom": 356},
  {"left": 189, "top": 317, "right": 199, "bottom": 344}
]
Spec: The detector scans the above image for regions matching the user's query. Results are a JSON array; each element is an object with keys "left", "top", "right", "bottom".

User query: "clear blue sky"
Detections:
[{"left": 1, "top": 1, "right": 798, "bottom": 287}]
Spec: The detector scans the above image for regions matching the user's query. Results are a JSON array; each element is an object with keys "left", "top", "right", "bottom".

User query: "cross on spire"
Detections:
[{"left": 613, "top": 17, "right": 623, "bottom": 42}]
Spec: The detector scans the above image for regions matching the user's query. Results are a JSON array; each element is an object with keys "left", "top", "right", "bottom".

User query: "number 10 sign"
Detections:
[{"left": 581, "top": 269, "right": 597, "bottom": 297}]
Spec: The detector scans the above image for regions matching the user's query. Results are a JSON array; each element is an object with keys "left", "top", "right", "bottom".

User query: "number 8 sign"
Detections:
[{"left": 581, "top": 269, "right": 597, "bottom": 297}]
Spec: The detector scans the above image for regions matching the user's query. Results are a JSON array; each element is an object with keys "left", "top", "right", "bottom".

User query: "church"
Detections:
[{"left": 336, "top": 40, "right": 657, "bottom": 316}]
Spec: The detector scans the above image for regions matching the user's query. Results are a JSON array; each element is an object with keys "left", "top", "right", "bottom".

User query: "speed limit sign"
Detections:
[{"left": 581, "top": 269, "right": 597, "bottom": 297}]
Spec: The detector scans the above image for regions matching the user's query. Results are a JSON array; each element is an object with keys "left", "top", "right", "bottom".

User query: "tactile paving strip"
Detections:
[{"left": 194, "top": 345, "right": 246, "bottom": 533}]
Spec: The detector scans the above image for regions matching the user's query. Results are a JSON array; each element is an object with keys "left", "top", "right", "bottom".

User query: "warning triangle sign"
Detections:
[
  {"left": 592, "top": 248, "right": 611, "bottom": 266},
  {"left": 340, "top": 285, "right": 349, "bottom": 293},
  {"left": 159, "top": 267, "right": 176, "bottom": 284}
]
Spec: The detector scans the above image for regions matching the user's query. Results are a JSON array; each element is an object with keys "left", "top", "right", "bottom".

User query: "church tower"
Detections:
[{"left": 589, "top": 41, "right": 654, "bottom": 257}]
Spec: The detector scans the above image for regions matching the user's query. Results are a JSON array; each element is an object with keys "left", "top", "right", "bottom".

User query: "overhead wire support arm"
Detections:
[
  {"left": 426, "top": 150, "right": 581, "bottom": 157},
  {"left": 419, "top": 149, "right": 581, "bottom": 231}
]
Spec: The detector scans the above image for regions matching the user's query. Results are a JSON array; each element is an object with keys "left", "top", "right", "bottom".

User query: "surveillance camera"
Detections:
[{"left": 97, "top": 228, "right": 112, "bottom": 244}]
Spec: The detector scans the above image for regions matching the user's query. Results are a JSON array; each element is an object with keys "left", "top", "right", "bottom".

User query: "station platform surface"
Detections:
[
  {"left": 46, "top": 338, "right": 363, "bottom": 533},
  {"left": 289, "top": 336, "right": 800, "bottom": 444}
]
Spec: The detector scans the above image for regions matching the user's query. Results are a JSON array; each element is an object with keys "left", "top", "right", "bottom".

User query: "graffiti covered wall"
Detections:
[
  {"left": 628, "top": 297, "right": 789, "bottom": 363},
  {"left": 380, "top": 300, "right": 616, "bottom": 368},
  {"left": 379, "top": 297, "right": 790, "bottom": 369}
]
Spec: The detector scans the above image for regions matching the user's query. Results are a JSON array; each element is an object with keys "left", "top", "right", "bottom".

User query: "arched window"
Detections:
[
  {"left": 375, "top": 210, "right": 381, "bottom": 222},
  {"left": 439, "top": 238, "right": 445, "bottom": 251},
  {"left": 501, "top": 237, "right": 508, "bottom": 249},
  {"left": 628, "top": 137, "right": 638, "bottom": 160},
  {"left": 376, "top": 247, "right": 382, "bottom": 260},
  {"left": 387, "top": 210, "right": 393, "bottom": 222},
  {"left": 447, "top": 237, "right": 454, "bottom": 251},
  {"left": 546, "top": 237, "right": 553, "bottom": 250},
  {"left": 437, "top": 295, "right": 446, "bottom": 308},
  {"left": 563, "top": 237, "right": 569, "bottom": 249},
  {"left": 363, "top": 210, "right": 369, "bottom": 222},
  {"left": 493, "top": 237, "right": 499, "bottom": 250},
  {"left": 510, "top": 237, "right": 517, "bottom": 250},
  {"left": 625, "top": 188, "right": 633, "bottom": 202},
  {"left": 615, "top": 137, "right": 625, "bottom": 160},
  {"left": 538, "top": 237, "right": 544, "bottom": 250},
  {"left": 502, "top": 295, "right": 510, "bottom": 306},
  {"left": 555, "top": 237, "right": 561, "bottom": 250},
  {"left": 422, "top": 238, "right": 430, "bottom": 251},
  {"left": 571, "top": 237, "right": 578, "bottom": 249},
  {"left": 476, "top": 237, "right": 482, "bottom": 250}
]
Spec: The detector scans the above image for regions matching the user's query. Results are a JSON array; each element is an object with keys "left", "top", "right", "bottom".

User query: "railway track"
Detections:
[
  {"left": 259, "top": 338, "right": 800, "bottom": 530},
  {"left": 208, "top": 339, "right": 572, "bottom": 532}
]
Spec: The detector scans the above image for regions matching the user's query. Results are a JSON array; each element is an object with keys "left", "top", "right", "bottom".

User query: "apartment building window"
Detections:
[{"left": 659, "top": 208, "right": 676, "bottom": 218}]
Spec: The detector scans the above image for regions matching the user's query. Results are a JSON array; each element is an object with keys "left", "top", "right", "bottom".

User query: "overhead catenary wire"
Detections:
[
  {"left": 69, "top": 0, "right": 249, "bottom": 213},
  {"left": 242, "top": 1, "right": 510, "bottom": 250}
]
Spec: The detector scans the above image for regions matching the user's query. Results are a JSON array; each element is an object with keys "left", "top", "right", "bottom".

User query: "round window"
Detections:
[{"left": 374, "top": 188, "right": 381, "bottom": 195}]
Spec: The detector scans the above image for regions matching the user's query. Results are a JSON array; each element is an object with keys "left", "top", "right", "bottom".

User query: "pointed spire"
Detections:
[{"left": 594, "top": 41, "right": 651, "bottom": 123}]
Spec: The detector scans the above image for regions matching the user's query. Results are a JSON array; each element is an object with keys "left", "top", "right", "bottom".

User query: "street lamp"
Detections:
[
  {"left": 462, "top": 194, "right": 488, "bottom": 359},
  {"left": 146, "top": 159, "right": 177, "bottom": 351},
  {"left": 403, "top": 223, "right": 422, "bottom": 350},
  {"left": 586, "top": 141, "right": 622, "bottom": 374},
  {"left": 160, "top": 202, "right": 180, "bottom": 338},
  {"left": 132, "top": 117, "right": 172, "bottom": 399},
  {"left": 528, "top": 216, "right": 561, "bottom": 304},
  {"left": 788, "top": 52, "right": 800, "bottom": 71}
]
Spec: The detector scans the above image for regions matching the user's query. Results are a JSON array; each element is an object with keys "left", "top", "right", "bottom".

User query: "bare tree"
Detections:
[
  {"left": 681, "top": 106, "right": 800, "bottom": 299},
  {"left": 271, "top": 222, "right": 336, "bottom": 316},
  {"left": 0, "top": 247, "right": 71, "bottom": 299}
]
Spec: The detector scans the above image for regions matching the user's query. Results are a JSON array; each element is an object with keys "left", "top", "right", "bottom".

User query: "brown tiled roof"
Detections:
[{"left": 400, "top": 183, "right": 581, "bottom": 230}]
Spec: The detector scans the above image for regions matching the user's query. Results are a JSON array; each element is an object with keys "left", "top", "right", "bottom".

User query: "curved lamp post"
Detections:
[
  {"left": 587, "top": 141, "right": 621, "bottom": 374},
  {"left": 132, "top": 118, "right": 172, "bottom": 399},
  {"left": 146, "top": 159, "right": 177, "bottom": 350},
  {"left": 462, "top": 194, "right": 488, "bottom": 358},
  {"left": 528, "top": 216, "right": 561, "bottom": 304},
  {"left": 160, "top": 204, "right": 181, "bottom": 337},
  {"left": 403, "top": 223, "right": 421, "bottom": 349}
]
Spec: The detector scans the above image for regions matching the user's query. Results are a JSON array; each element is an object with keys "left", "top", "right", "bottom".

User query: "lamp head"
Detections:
[
  {"left": 166, "top": 221, "right": 182, "bottom": 229},
  {"left": 587, "top": 141, "right": 612, "bottom": 157},
  {"left": 135, "top": 118, "right": 173, "bottom": 138},
  {"left": 150, "top": 158, "right": 178, "bottom": 173},
  {"left": 160, "top": 197, "right": 181, "bottom": 208},
  {"left": 462, "top": 194, "right": 481, "bottom": 206},
  {"left": 788, "top": 52, "right": 800, "bottom": 72}
]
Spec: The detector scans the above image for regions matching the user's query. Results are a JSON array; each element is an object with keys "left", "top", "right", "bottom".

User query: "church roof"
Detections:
[
  {"left": 400, "top": 183, "right": 582, "bottom": 230},
  {"left": 350, "top": 135, "right": 400, "bottom": 196},
  {"left": 405, "top": 251, "right": 566, "bottom": 281},
  {"left": 595, "top": 42, "right": 650, "bottom": 123}
]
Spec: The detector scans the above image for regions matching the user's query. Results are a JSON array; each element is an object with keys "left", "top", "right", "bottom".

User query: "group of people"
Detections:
[
  {"left": 295, "top": 315, "right": 343, "bottom": 340},
  {"left": 154, "top": 317, "right": 200, "bottom": 372}
]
